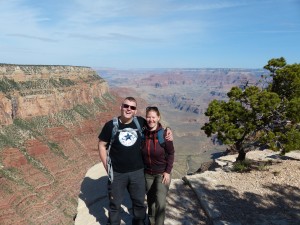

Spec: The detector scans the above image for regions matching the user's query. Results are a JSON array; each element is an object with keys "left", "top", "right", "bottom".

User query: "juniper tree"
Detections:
[
  {"left": 261, "top": 57, "right": 300, "bottom": 153},
  {"left": 201, "top": 86, "right": 281, "bottom": 160},
  {"left": 202, "top": 57, "right": 300, "bottom": 161}
]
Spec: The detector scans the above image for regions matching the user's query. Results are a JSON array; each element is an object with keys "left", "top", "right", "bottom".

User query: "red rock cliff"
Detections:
[{"left": 0, "top": 64, "right": 121, "bottom": 224}]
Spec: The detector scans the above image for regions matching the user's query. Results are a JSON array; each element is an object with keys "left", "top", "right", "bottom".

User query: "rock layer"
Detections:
[
  {"left": 0, "top": 64, "right": 108, "bottom": 125},
  {"left": 0, "top": 64, "right": 118, "bottom": 224}
]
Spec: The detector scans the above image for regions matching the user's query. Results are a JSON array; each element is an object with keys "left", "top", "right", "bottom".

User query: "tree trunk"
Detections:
[
  {"left": 236, "top": 149, "right": 246, "bottom": 161},
  {"left": 235, "top": 141, "right": 246, "bottom": 161}
]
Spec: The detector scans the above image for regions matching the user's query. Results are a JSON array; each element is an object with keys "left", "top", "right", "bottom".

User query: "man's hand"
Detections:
[{"left": 165, "top": 127, "right": 173, "bottom": 141}]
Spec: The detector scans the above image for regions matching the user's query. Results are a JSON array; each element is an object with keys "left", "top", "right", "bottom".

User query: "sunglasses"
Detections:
[
  {"left": 122, "top": 103, "right": 137, "bottom": 110},
  {"left": 146, "top": 106, "right": 158, "bottom": 111}
]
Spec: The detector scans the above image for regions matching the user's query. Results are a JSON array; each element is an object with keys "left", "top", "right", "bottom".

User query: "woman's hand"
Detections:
[{"left": 162, "top": 172, "right": 171, "bottom": 184}]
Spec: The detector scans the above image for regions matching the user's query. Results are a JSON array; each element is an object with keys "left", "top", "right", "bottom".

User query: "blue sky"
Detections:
[{"left": 0, "top": 0, "right": 299, "bottom": 69}]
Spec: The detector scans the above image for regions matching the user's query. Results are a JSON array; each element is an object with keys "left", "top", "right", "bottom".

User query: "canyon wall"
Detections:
[
  {"left": 0, "top": 64, "right": 119, "bottom": 224},
  {"left": 0, "top": 64, "right": 109, "bottom": 125},
  {"left": 99, "top": 68, "right": 263, "bottom": 116}
]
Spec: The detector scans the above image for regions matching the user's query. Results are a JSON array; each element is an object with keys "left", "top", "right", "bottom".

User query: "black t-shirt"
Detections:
[{"left": 98, "top": 116, "right": 146, "bottom": 173}]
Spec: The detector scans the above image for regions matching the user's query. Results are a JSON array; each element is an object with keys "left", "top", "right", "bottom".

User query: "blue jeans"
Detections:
[
  {"left": 107, "top": 168, "right": 146, "bottom": 225},
  {"left": 145, "top": 173, "right": 170, "bottom": 225}
]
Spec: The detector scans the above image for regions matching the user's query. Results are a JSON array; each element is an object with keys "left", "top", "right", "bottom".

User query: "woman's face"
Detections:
[{"left": 146, "top": 110, "right": 160, "bottom": 131}]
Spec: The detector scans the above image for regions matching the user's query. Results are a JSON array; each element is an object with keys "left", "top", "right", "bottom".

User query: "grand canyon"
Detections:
[{"left": 0, "top": 64, "right": 263, "bottom": 224}]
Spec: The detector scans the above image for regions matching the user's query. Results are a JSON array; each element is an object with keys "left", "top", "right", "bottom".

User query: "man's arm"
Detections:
[{"left": 98, "top": 140, "right": 108, "bottom": 173}]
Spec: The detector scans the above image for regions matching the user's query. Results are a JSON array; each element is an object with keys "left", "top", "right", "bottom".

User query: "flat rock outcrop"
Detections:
[
  {"left": 75, "top": 163, "right": 209, "bottom": 225},
  {"left": 76, "top": 150, "right": 300, "bottom": 225}
]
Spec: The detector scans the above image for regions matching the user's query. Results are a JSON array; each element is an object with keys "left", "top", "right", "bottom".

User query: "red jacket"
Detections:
[{"left": 142, "top": 124, "right": 175, "bottom": 174}]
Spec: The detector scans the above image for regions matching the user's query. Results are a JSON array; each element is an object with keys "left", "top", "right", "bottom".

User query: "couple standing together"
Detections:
[{"left": 98, "top": 97, "right": 175, "bottom": 225}]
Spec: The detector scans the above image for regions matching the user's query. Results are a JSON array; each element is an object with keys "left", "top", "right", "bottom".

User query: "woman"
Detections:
[{"left": 142, "top": 106, "right": 175, "bottom": 225}]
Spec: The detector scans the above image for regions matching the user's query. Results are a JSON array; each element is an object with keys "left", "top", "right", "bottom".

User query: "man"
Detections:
[{"left": 98, "top": 97, "right": 145, "bottom": 225}]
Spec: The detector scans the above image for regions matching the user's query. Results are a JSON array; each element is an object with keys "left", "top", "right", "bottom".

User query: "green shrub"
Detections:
[
  {"left": 73, "top": 104, "right": 93, "bottom": 119},
  {"left": 282, "top": 128, "right": 300, "bottom": 153},
  {"left": 232, "top": 159, "right": 252, "bottom": 172},
  {"left": 47, "top": 141, "right": 68, "bottom": 159},
  {"left": 0, "top": 77, "right": 20, "bottom": 93}
]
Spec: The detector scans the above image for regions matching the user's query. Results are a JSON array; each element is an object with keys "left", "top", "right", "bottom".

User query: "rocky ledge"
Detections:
[
  {"left": 75, "top": 150, "right": 300, "bottom": 225},
  {"left": 185, "top": 150, "right": 300, "bottom": 225}
]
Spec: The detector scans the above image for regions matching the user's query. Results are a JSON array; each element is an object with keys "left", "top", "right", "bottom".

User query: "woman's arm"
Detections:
[
  {"left": 162, "top": 172, "right": 171, "bottom": 184},
  {"left": 164, "top": 141, "right": 175, "bottom": 174}
]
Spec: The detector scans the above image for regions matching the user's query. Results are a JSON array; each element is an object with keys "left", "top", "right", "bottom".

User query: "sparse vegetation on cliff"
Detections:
[
  {"left": 0, "top": 64, "right": 117, "bottom": 224},
  {"left": 0, "top": 166, "right": 32, "bottom": 188},
  {"left": 0, "top": 77, "right": 19, "bottom": 93},
  {"left": 0, "top": 77, "right": 77, "bottom": 94}
]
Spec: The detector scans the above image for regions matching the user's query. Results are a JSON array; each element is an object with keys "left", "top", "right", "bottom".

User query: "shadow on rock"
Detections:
[
  {"left": 165, "top": 180, "right": 211, "bottom": 225},
  {"left": 197, "top": 181, "right": 300, "bottom": 224},
  {"left": 79, "top": 175, "right": 133, "bottom": 224}
]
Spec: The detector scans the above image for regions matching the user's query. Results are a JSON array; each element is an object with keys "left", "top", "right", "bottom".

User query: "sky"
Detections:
[{"left": 0, "top": 0, "right": 299, "bottom": 69}]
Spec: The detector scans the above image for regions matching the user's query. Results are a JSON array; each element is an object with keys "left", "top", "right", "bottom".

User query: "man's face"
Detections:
[{"left": 120, "top": 100, "right": 137, "bottom": 119}]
